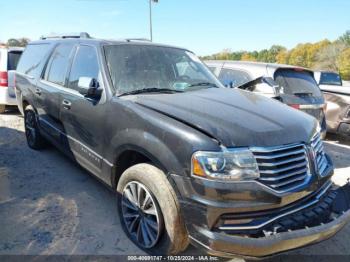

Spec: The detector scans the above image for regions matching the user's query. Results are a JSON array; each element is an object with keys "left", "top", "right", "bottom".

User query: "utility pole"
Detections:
[{"left": 149, "top": 0, "right": 158, "bottom": 41}]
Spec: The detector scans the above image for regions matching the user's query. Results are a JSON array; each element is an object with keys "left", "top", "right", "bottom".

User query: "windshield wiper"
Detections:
[
  {"left": 118, "top": 88, "right": 184, "bottom": 97},
  {"left": 187, "top": 82, "right": 219, "bottom": 88}
]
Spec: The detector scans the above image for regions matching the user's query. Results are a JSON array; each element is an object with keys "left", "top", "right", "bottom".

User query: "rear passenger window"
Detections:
[
  {"left": 45, "top": 44, "right": 75, "bottom": 86},
  {"left": 68, "top": 45, "right": 99, "bottom": 91},
  {"left": 219, "top": 68, "right": 251, "bottom": 88},
  {"left": 17, "top": 44, "right": 51, "bottom": 77}
]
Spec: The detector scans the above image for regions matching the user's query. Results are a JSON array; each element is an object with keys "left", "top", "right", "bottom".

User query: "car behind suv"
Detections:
[
  {"left": 315, "top": 71, "right": 350, "bottom": 137},
  {"left": 15, "top": 34, "right": 350, "bottom": 258},
  {"left": 206, "top": 61, "right": 327, "bottom": 138},
  {"left": 0, "top": 46, "right": 23, "bottom": 113}
]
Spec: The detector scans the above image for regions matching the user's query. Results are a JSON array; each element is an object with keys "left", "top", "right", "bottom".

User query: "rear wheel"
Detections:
[
  {"left": 0, "top": 105, "right": 5, "bottom": 113},
  {"left": 117, "top": 163, "right": 189, "bottom": 255},
  {"left": 24, "top": 105, "right": 47, "bottom": 150}
]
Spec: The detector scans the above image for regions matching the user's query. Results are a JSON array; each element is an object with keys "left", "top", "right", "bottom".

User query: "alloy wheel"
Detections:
[
  {"left": 121, "top": 181, "right": 163, "bottom": 248},
  {"left": 25, "top": 110, "right": 36, "bottom": 146}
]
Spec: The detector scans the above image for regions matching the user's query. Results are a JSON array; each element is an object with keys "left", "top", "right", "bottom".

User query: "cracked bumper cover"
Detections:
[{"left": 187, "top": 183, "right": 350, "bottom": 258}]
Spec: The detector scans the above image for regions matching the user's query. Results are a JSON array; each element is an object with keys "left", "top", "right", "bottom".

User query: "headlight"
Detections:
[{"left": 191, "top": 149, "right": 260, "bottom": 181}]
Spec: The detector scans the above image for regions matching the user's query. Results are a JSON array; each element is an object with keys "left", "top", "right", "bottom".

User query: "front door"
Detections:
[{"left": 59, "top": 45, "right": 109, "bottom": 182}]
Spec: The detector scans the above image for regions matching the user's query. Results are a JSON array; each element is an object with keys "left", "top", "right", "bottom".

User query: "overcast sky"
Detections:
[{"left": 1, "top": 0, "right": 349, "bottom": 55}]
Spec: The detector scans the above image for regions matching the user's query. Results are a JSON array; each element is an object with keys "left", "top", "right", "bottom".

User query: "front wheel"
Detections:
[{"left": 117, "top": 163, "right": 189, "bottom": 255}]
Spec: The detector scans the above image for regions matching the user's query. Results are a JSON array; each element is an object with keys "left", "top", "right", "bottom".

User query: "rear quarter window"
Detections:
[{"left": 17, "top": 44, "right": 52, "bottom": 77}]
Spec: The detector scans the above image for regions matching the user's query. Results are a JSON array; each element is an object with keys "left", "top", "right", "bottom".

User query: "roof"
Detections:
[
  {"left": 205, "top": 60, "right": 313, "bottom": 78},
  {"left": 28, "top": 37, "right": 189, "bottom": 52}
]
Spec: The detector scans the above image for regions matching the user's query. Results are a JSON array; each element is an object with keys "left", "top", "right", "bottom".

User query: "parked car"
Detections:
[
  {"left": 313, "top": 71, "right": 350, "bottom": 136},
  {"left": 319, "top": 84, "right": 350, "bottom": 137},
  {"left": 0, "top": 46, "right": 24, "bottom": 113},
  {"left": 206, "top": 61, "right": 327, "bottom": 138},
  {"left": 15, "top": 34, "right": 350, "bottom": 258},
  {"left": 314, "top": 71, "right": 343, "bottom": 88}
]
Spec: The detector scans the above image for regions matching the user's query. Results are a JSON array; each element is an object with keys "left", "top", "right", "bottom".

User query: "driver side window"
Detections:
[{"left": 68, "top": 45, "right": 100, "bottom": 91}]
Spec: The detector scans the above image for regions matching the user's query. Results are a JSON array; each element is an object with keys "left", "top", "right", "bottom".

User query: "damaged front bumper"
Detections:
[{"left": 187, "top": 183, "right": 350, "bottom": 259}]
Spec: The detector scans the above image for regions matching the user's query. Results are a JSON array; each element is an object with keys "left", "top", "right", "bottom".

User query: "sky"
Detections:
[{"left": 0, "top": 0, "right": 349, "bottom": 56}]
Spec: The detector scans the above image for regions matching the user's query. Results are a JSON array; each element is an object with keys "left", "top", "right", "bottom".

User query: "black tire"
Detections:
[
  {"left": 117, "top": 163, "right": 189, "bottom": 255},
  {"left": 24, "top": 105, "right": 47, "bottom": 150},
  {"left": 0, "top": 105, "right": 5, "bottom": 114}
]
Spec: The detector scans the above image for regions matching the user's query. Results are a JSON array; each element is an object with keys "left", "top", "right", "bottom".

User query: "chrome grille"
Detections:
[
  {"left": 311, "top": 132, "right": 328, "bottom": 176},
  {"left": 251, "top": 144, "right": 310, "bottom": 193}
]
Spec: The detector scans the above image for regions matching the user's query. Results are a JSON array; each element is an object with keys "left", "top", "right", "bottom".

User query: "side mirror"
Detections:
[{"left": 78, "top": 77, "right": 102, "bottom": 99}]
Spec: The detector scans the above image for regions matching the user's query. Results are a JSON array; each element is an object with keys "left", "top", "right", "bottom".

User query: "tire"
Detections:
[
  {"left": 0, "top": 105, "right": 5, "bottom": 113},
  {"left": 117, "top": 163, "right": 189, "bottom": 255},
  {"left": 24, "top": 105, "right": 47, "bottom": 150}
]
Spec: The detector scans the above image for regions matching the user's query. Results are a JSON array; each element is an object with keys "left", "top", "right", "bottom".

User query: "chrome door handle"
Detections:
[{"left": 62, "top": 99, "right": 72, "bottom": 110}]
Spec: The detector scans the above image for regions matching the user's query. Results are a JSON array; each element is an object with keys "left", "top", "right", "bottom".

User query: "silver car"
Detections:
[{"left": 206, "top": 61, "right": 327, "bottom": 137}]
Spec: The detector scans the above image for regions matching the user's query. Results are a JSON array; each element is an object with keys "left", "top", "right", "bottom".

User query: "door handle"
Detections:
[
  {"left": 62, "top": 99, "right": 72, "bottom": 110},
  {"left": 35, "top": 88, "right": 42, "bottom": 95}
]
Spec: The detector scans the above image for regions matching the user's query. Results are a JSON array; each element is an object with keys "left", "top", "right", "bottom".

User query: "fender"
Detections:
[{"left": 109, "top": 128, "right": 187, "bottom": 185}]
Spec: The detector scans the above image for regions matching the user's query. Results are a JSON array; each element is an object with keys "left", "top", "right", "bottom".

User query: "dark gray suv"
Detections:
[{"left": 15, "top": 33, "right": 350, "bottom": 258}]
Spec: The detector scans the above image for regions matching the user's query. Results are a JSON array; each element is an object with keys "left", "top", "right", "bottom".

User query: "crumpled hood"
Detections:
[{"left": 133, "top": 88, "right": 317, "bottom": 147}]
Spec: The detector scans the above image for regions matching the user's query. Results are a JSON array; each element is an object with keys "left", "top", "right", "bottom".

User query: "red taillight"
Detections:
[
  {"left": 289, "top": 104, "right": 300, "bottom": 110},
  {"left": 0, "top": 71, "right": 8, "bottom": 87}
]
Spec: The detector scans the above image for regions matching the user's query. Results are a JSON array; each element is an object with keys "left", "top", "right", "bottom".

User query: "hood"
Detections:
[{"left": 133, "top": 88, "right": 317, "bottom": 147}]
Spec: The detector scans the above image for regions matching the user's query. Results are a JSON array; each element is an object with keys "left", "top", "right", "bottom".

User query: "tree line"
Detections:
[{"left": 202, "top": 31, "right": 350, "bottom": 80}]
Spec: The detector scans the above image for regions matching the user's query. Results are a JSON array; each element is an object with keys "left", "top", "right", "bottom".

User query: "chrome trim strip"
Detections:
[
  {"left": 258, "top": 161, "right": 308, "bottom": 175},
  {"left": 258, "top": 168, "right": 308, "bottom": 182},
  {"left": 39, "top": 79, "right": 84, "bottom": 98},
  {"left": 254, "top": 148, "right": 305, "bottom": 159},
  {"left": 39, "top": 117, "right": 114, "bottom": 167},
  {"left": 257, "top": 155, "right": 305, "bottom": 167},
  {"left": 218, "top": 181, "right": 333, "bottom": 231},
  {"left": 250, "top": 143, "right": 303, "bottom": 153}
]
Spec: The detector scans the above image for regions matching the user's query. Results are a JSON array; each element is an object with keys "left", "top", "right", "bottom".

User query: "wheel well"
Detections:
[{"left": 113, "top": 150, "right": 153, "bottom": 188}]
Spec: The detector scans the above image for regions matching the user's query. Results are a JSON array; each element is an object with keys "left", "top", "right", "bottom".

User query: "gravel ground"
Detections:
[{"left": 1, "top": 110, "right": 350, "bottom": 261}]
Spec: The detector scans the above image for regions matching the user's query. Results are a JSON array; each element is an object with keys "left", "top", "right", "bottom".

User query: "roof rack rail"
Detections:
[
  {"left": 125, "top": 38, "right": 151, "bottom": 42},
  {"left": 40, "top": 32, "right": 91, "bottom": 40}
]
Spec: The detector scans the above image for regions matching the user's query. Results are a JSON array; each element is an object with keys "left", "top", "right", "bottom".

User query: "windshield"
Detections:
[
  {"left": 320, "top": 72, "right": 342, "bottom": 86},
  {"left": 274, "top": 69, "right": 322, "bottom": 97},
  {"left": 104, "top": 45, "right": 222, "bottom": 94}
]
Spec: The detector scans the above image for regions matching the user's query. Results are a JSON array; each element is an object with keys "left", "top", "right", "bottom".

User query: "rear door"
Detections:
[
  {"left": 36, "top": 43, "right": 76, "bottom": 143},
  {"left": 59, "top": 44, "right": 108, "bottom": 182}
]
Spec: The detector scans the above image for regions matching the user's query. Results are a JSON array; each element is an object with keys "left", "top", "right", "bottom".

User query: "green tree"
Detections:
[
  {"left": 338, "top": 48, "right": 350, "bottom": 80},
  {"left": 338, "top": 30, "right": 350, "bottom": 46},
  {"left": 6, "top": 38, "right": 30, "bottom": 47}
]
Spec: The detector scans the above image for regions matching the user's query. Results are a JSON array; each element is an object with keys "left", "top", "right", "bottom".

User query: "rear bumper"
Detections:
[
  {"left": 187, "top": 183, "right": 350, "bottom": 259},
  {"left": 0, "top": 87, "right": 17, "bottom": 106}
]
